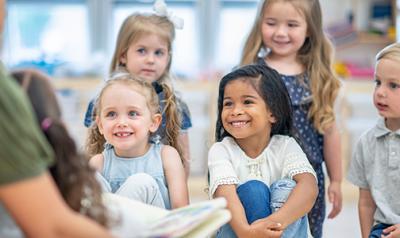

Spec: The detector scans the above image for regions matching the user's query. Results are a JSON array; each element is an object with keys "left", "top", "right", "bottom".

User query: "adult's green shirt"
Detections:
[{"left": 0, "top": 64, "right": 54, "bottom": 185}]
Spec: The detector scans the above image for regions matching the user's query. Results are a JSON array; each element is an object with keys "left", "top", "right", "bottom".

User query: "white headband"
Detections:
[{"left": 153, "top": 0, "right": 184, "bottom": 29}]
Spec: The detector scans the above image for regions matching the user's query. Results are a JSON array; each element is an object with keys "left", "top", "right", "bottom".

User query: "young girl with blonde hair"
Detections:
[
  {"left": 241, "top": 1, "right": 342, "bottom": 237},
  {"left": 85, "top": 0, "right": 192, "bottom": 177},
  {"left": 89, "top": 73, "right": 189, "bottom": 210}
]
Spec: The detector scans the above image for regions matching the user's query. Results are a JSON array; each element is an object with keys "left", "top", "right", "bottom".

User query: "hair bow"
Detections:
[{"left": 153, "top": 0, "right": 184, "bottom": 29}]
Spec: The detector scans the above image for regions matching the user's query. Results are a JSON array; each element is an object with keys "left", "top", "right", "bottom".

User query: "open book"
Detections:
[{"left": 103, "top": 193, "right": 231, "bottom": 238}]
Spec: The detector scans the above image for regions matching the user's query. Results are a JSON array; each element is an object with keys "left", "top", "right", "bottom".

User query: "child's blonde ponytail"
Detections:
[
  {"left": 85, "top": 106, "right": 106, "bottom": 157},
  {"left": 159, "top": 82, "right": 182, "bottom": 159}
]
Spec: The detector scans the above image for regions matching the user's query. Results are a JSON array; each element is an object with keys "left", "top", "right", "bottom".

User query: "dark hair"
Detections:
[
  {"left": 11, "top": 69, "right": 108, "bottom": 227},
  {"left": 215, "top": 64, "right": 293, "bottom": 142}
]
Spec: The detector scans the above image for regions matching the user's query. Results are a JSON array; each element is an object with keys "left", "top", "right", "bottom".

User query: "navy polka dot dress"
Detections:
[
  {"left": 281, "top": 74, "right": 325, "bottom": 238},
  {"left": 259, "top": 59, "right": 325, "bottom": 238}
]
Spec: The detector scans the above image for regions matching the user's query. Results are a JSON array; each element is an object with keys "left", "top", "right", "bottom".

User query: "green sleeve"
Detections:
[{"left": 0, "top": 65, "right": 54, "bottom": 185}]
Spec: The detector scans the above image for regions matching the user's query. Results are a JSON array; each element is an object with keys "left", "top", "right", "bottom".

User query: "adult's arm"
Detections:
[{"left": 0, "top": 172, "right": 112, "bottom": 238}]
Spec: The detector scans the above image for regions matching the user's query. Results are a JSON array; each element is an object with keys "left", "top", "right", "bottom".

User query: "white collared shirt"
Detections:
[{"left": 208, "top": 135, "right": 316, "bottom": 198}]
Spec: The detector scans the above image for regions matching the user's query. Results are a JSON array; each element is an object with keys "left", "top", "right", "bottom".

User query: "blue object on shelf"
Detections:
[
  {"left": 12, "top": 56, "right": 64, "bottom": 76},
  {"left": 371, "top": 3, "right": 391, "bottom": 19}
]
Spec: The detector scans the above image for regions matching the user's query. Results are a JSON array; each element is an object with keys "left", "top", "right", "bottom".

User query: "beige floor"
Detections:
[{"left": 188, "top": 176, "right": 361, "bottom": 237}]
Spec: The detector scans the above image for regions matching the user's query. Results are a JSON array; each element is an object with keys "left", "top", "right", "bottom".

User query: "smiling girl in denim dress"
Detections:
[{"left": 89, "top": 74, "right": 189, "bottom": 210}]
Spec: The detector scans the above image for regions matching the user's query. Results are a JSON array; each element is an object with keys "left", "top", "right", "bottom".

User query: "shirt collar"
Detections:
[{"left": 374, "top": 118, "right": 400, "bottom": 138}]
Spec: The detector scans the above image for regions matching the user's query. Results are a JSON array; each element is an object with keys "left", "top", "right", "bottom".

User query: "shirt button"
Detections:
[{"left": 391, "top": 151, "right": 396, "bottom": 156}]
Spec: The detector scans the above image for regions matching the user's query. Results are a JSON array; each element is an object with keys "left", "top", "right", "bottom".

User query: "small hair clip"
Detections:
[
  {"left": 257, "top": 46, "right": 271, "bottom": 58},
  {"left": 41, "top": 117, "right": 53, "bottom": 131},
  {"left": 153, "top": 0, "right": 184, "bottom": 29}
]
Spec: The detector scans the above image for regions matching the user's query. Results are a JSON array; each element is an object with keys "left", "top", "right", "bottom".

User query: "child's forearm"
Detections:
[
  {"left": 267, "top": 173, "right": 318, "bottom": 228},
  {"left": 178, "top": 132, "right": 190, "bottom": 179},
  {"left": 215, "top": 185, "right": 252, "bottom": 237},
  {"left": 324, "top": 123, "right": 342, "bottom": 183},
  {"left": 359, "top": 189, "right": 376, "bottom": 238},
  {"left": 359, "top": 206, "right": 375, "bottom": 238}
]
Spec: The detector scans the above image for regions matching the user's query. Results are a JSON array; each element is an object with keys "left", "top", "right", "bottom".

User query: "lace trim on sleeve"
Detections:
[
  {"left": 284, "top": 154, "right": 317, "bottom": 181},
  {"left": 288, "top": 165, "right": 316, "bottom": 179},
  {"left": 209, "top": 176, "right": 240, "bottom": 198}
]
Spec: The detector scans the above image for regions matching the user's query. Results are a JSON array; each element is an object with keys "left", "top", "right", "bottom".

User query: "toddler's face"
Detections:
[
  {"left": 120, "top": 33, "right": 170, "bottom": 83},
  {"left": 374, "top": 58, "right": 400, "bottom": 130},
  {"left": 97, "top": 83, "right": 160, "bottom": 157}
]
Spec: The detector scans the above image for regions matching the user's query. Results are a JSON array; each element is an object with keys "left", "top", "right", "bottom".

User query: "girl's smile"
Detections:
[
  {"left": 97, "top": 83, "right": 160, "bottom": 157},
  {"left": 261, "top": 1, "right": 307, "bottom": 60},
  {"left": 113, "top": 131, "right": 134, "bottom": 138},
  {"left": 229, "top": 120, "right": 249, "bottom": 128},
  {"left": 221, "top": 79, "right": 276, "bottom": 146}
]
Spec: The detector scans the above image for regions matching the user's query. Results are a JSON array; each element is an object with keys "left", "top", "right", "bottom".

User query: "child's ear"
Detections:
[
  {"left": 268, "top": 113, "right": 277, "bottom": 124},
  {"left": 149, "top": 113, "right": 162, "bottom": 133},
  {"left": 119, "top": 52, "right": 127, "bottom": 65},
  {"left": 96, "top": 116, "right": 104, "bottom": 135}
]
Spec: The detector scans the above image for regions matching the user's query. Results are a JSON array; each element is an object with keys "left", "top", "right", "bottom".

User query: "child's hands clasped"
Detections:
[
  {"left": 248, "top": 218, "right": 283, "bottom": 238},
  {"left": 327, "top": 180, "right": 342, "bottom": 219},
  {"left": 382, "top": 224, "right": 400, "bottom": 238}
]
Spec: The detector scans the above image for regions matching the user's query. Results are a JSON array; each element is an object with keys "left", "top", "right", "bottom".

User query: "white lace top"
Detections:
[{"left": 208, "top": 135, "right": 316, "bottom": 197}]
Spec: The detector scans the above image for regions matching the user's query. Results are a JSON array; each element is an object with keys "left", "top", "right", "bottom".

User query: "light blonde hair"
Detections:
[
  {"left": 86, "top": 74, "right": 182, "bottom": 159},
  {"left": 376, "top": 43, "right": 400, "bottom": 63},
  {"left": 241, "top": 0, "right": 341, "bottom": 133}
]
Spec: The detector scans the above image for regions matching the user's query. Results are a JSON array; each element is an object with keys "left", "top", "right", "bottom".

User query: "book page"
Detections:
[{"left": 142, "top": 198, "right": 229, "bottom": 237}]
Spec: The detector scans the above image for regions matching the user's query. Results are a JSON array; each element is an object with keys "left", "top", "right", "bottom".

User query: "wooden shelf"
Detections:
[
  {"left": 335, "top": 32, "right": 393, "bottom": 50},
  {"left": 52, "top": 77, "right": 101, "bottom": 90},
  {"left": 356, "top": 32, "right": 393, "bottom": 44}
]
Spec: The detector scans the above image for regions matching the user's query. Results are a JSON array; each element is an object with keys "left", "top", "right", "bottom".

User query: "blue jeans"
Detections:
[
  {"left": 217, "top": 179, "right": 308, "bottom": 238},
  {"left": 369, "top": 223, "right": 391, "bottom": 238}
]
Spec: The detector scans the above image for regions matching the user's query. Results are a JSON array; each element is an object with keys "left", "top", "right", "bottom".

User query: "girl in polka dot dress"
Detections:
[{"left": 240, "top": 1, "right": 343, "bottom": 237}]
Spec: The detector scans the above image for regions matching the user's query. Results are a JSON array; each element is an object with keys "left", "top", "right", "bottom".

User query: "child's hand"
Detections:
[
  {"left": 382, "top": 224, "right": 400, "bottom": 238},
  {"left": 249, "top": 219, "right": 283, "bottom": 238},
  {"left": 327, "top": 180, "right": 342, "bottom": 219}
]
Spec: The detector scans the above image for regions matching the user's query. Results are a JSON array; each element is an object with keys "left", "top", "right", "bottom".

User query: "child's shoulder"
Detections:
[
  {"left": 89, "top": 153, "right": 104, "bottom": 171},
  {"left": 211, "top": 137, "right": 235, "bottom": 147},
  {"left": 160, "top": 144, "right": 179, "bottom": 155},
  {"left": 270, "top": 134, "right": 296, "bottom": 145},
  {"left": 160, "top": 144, "right": 180, "bottom": 161},
  {"left": 160, "top": 144, "right": 184, "bottom": 170},
  {"left": 268, "top": 135, "right": 304, "bottom": 155},
  {"left": 357, "top": 118, "right": 385, "bottom": 145},
  {"left": 208, "top": 137, "right": 237, "bottom": 154}
]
